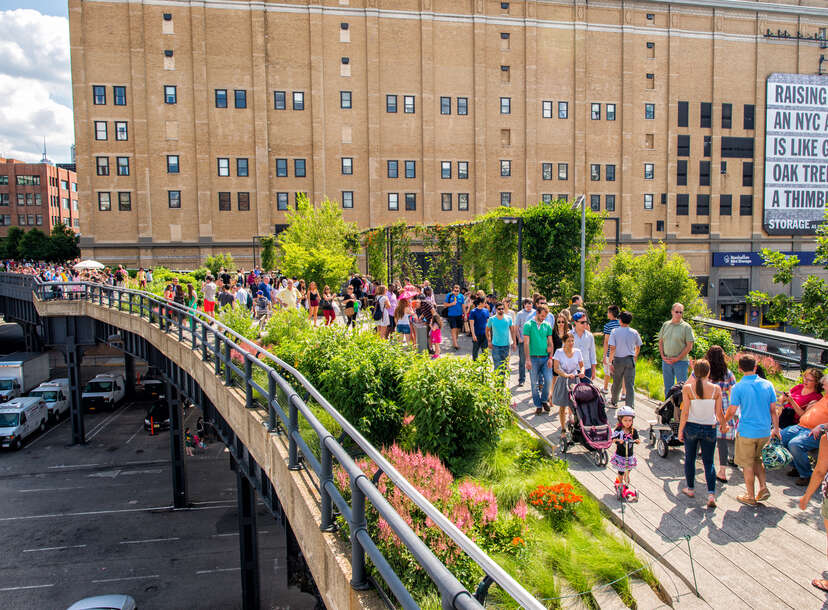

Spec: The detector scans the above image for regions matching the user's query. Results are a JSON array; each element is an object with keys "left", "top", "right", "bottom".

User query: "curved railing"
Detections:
[{"left": 2, "top": 273, "right": 544, "bottom": 610}]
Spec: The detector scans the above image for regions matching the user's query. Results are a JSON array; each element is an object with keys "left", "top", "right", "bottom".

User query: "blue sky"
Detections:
[{"left": 0, "top": 4, "right": 73, "bottom": 162}]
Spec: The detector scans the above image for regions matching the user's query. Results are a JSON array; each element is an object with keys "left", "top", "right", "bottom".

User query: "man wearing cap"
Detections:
[
  {"left": 570, "top": 312, "right": 597, "bottom": 382},
  {"left": 254, "top": 290, "right": 271, "bottom": 324}
]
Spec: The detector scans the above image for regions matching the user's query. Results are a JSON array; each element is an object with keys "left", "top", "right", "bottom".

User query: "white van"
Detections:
[
  {"left": 29, "top": 378, "right": 70, "bottom": 422},
  {"left": 82, "top": 374, "right": 126, "bottom": 412},
  {"left": 0, "top": 397, "right": 48, "bottom": 450}
]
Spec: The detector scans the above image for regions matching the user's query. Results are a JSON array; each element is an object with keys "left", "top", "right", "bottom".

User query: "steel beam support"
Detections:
[
  {"left": 64, "top": 335, "right": 85, "bottom": 445},
  {"left": 167, "top": 377, "right": 188, "bottom": 508},
  {"left": 236, "top": 463, "right": 261, "bottom": 610},
  {"left": 124, "top": 354, "right": 136, "bottom": 396}
]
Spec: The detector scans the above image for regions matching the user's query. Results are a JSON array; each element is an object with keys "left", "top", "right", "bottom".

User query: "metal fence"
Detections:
[{"left": 2, "top": 273, "right": 543, "bottom": 610}]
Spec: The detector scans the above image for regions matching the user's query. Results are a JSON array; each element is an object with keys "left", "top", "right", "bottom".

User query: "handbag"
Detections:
[
  {"left": 344, "top": 305, "right": 355, "bottom": 317},
  {"left": 761, "top": 437, "right": 792, "bottom": 470}
]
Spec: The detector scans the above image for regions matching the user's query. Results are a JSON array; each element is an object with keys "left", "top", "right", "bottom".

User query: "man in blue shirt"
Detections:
[
  {"left": 726, "top": 354, "right": 780, "bottom": 506},
  {"left": 601, "top": 305, "right": 621, "bottom": 395},
  {"left": 514, "top": 299, "right": 536, "bottom": 386},
  {"left": 468, "top": 298, "right": 490, "bottom": 361},
  {"left": 486, "top": 301, "right": 513, "bottom": 377},
  {"left": 445, "top": 284, "right": 465, "bottom": 351}
]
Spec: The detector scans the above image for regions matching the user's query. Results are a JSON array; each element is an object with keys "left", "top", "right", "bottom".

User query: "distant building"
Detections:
[{"left": 0, "top": 158, "right": 80, "bottom": 236}]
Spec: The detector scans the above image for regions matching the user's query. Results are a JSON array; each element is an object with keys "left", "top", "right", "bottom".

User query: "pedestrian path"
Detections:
[{"left": 508, "top": 372, "right": 827, "bottom": 609}]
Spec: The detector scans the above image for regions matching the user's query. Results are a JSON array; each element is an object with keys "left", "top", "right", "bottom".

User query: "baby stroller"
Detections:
[
  {"left": 560, "top": 380, "right": 613, "bottom": 466},
  {"left": 648, "top": 383, "right": 684, "bottom": 458}
]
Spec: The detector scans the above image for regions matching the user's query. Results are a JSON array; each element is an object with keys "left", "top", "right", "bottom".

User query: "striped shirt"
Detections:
[{"left": 603, "top": 319, "right": 620, "bottom": 336}]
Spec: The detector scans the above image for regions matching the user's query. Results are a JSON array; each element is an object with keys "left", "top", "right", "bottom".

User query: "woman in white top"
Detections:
[
  {"left": 552, "top": 334, "right": 584, "bottom": 431},
  {"left": 678, "top": 359, "right": 726, "bottom": 508},
  {"left": 375, "top": 285, "right": 391, "bottom": 339}
]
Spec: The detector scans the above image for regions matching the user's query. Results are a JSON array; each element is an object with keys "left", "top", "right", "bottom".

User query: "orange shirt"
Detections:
[{"left": 799, "top": 396, "right": 828, "bottom": 429}]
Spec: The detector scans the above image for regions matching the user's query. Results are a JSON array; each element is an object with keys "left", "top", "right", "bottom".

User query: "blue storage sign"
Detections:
[{"left": 712, "top": 251, "right": 819, "bottom": 267}]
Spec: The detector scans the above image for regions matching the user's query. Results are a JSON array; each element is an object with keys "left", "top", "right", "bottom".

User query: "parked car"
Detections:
[
  {"left": 0, "top": 396, "right": 48, "bottom": 450},
  {"left": 143, "top": 400, "right": 170, "bottom": 432},
  {"left": 67, "top": 594, "right": 136, "bottom": 610},
  {"left": 29, "top": 378, "right": 70, "bottom": 422},
  {"left": 138, "top": 378, "right": 164, "bottom": 401},
  {"left": 82, "top": 374, "right": 126, "bottom": 412}
]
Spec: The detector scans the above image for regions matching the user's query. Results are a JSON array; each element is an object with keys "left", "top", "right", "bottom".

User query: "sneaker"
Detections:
[
  {"left": 542, "top": 402, "right": 551, "bottom": 413},
  {"left": 787, "top": 468, "right": 800, "bottom": 477},
  {"left": 795, "top": 477, "right": 810, "bottom": 487},
  {"left": 534, "top": 408, "right": 543, "bottom": 416},
  {"left": 518, "top": 380, "right": 525, "bottom": 386}
]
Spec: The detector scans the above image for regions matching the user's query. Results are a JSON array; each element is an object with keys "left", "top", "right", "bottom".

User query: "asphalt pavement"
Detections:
[{"left": 0, "top": 397, "right": 319, "bottom": 609}]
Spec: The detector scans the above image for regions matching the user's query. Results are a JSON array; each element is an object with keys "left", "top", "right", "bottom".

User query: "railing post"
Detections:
[
  {"left": 244, "top": 356, "right": 253, "bottom": 408},
  {"left": 128, "top": 292, "right": 133, "bottom": 315},
  {"left": 288, "top": 394, "right": 299, "bottom": 470},
  {"left": 736, "top": 329, "right": 745, "bottom": 350},
  {"left": 117, "top": 289, "right": 122, "bottom": 311},
  {"left": 191, "top": 311, "right": 198, "bottom": 349},
  {"left": 139, "top": 294, "right": 144, "bottom": 319},
  {"left": 267, "top": 374, "right": 277, "bottom": 432},
  {"left": 202, "top": 324, "right": 209, "bottom": 362},
  {"left": 214, "top": 332, "right": 222, "bottom": 376},
  {"left": 107, "top": 287, "right": 112, "bottom": 308},
  {"left": 177, "top": 308, "right": 184, "bottom": 343},
  {"left": 98, "top": 286, "right": 103, "bottom": 306},
  {"left": 349, "top": 477, "right": 370, "bottom": 590},
  {"left": 320, "top": 441, "right": 334, "bottom": 531},
  {"left": 224, "top": 339, "right": 232, "bottom": 386},
  {"left": 800, "top": 344, "right": 808, "bottom": 371}
]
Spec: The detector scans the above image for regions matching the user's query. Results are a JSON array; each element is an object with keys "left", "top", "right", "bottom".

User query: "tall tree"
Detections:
[
  {"left": 2, "top": 227, "right": 24, "bottom": 260},
  {"left": 48, "top": 224, "right": 80, "bottom": 262},
  {"left": 17, "top": 229, "right": 51, "bottom": 261}
]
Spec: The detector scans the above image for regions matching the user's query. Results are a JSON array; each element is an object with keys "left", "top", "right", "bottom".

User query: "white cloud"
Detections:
[{"left": 0, "top": 9, "right": 73, "bottom": 162}]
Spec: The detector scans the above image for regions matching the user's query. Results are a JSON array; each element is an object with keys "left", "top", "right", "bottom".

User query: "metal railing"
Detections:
[
  {"left": 694, "top": 316, "right": 828, "bottom": 371},
  {"left": 3, "top": 273, "right": 544, "bottom": 610}
]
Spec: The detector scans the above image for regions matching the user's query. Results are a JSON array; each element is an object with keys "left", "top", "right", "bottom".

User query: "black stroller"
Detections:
[
  {"left": 648, "top": 383, "right": 684, "bottom": 457},
  {"left": 560, "top": 381, "right": 613, "bottom": 466}
]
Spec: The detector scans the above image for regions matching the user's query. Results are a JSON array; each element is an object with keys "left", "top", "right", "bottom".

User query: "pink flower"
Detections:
[
  {"left": 403, "top": 414, "right": 415, "bottom": 426},
  {"left": 512, "top": 500, "right": 528, "bottom": 520}
]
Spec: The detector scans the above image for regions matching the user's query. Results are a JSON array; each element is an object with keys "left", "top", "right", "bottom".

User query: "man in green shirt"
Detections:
[
  {"left": 658, "top": 302, "right": 694, "bottom": 397},
  {"left": 523, "top": 304, "right": 556, "bottom": 416}
]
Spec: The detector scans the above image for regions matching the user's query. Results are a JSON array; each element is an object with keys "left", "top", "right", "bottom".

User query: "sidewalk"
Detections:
[{"left": 506, "top": 365, "right": 827, "bottom": 609}]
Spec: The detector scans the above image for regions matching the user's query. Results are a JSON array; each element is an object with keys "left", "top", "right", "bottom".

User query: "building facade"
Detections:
[
  {"left": 0, "top": 158, "right": 80, "bottom": 237},
  {"left": 69, "top": 0, "right": 828, "bottom": 318}
]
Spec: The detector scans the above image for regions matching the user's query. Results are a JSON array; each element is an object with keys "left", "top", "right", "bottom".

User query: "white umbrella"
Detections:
[{"left": 73, "top": 260, "right": 105, "bottom": 271}]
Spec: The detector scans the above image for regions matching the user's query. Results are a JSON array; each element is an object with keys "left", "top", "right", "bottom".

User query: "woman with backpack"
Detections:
[{"left": 374, "top": 285, "right": 391, "bottom": 338}]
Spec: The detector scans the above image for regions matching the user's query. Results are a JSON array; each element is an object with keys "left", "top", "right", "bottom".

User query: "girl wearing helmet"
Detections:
[{"left": 612, "top": 407, "right": 640, "bottom": 501}]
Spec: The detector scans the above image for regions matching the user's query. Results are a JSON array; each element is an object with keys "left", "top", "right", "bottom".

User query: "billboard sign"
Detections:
[{"left": 764, "top": 73, "right": 828, "bottom": 235}]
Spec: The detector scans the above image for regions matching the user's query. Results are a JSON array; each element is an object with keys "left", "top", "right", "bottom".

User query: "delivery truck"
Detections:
[{"left": 0, "top": 352, "right": 50, "bottom": 401}]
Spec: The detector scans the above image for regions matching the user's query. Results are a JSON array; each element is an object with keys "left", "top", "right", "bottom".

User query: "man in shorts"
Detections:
[
  {"left": 202, "top": 275, "right": 217, "bottom": 315},
  {"left": 726, "top": 354, "right": 779, "bottom": 506},
  {"left": 445, "top": 284, "right": 465, "bottom": 351}
]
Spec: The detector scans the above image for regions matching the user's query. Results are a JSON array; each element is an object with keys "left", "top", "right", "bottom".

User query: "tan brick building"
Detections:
[
  {"left": 0, "top": 158, "right": 80, "bottom": 237},
  {"left": 70, "top": 0, "right": 828, "bottom": 320}
]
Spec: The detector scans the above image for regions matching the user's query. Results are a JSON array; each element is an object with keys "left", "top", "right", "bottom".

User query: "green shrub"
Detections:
[
  {"left": 706, "top": 327, "right": 736, "bottom": 355},
  {"left": 217, "top": 304, "right": 260, "bottom": 342},
  {"left": 203, "top": 253, "right": 235, "bottom": 277},
  {"left": 401, "top": 355, "right": 511, "bottom": 471}
]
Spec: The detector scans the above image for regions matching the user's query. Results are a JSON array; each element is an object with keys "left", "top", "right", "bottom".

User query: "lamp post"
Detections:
[
  {"left": 571, "top": 195, "right": 586, "bottom": 299},
  {"left": 501, "top": 217, "right": 523, "bottom": 304}
]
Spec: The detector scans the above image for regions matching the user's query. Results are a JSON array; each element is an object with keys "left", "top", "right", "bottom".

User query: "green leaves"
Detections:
[{"left": 203, "top": 253, "right": 235, "bottom": 276}]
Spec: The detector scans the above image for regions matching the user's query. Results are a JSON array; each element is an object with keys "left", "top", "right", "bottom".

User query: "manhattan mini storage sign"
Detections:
[{"left": 764, "top": 73, "right": 828, "bottom": 235}]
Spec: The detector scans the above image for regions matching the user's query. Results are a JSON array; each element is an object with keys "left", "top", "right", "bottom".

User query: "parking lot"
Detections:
[{"left": 0, "top": 395, "right": 318, "bottom": 609}]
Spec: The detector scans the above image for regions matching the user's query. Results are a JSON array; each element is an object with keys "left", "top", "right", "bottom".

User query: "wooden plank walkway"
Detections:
[{"left": 508, "top": 371, "right": 827, "bottom": 609}]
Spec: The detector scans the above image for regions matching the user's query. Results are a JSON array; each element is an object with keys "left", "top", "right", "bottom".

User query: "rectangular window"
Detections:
[
  {"left": 500, "top": 97, "right": 511, "bottom": 114},
  {"left": 558, "top": 101, "right": 568, "bottom": 119},
  {"left": 677, "top": 101, "right": 688, "bottom": 127},
  {"left": 441, "top": 193, "right": 452, "bottom": 211},
  {"left": 591, "top": 103, "right": 601, "bottom": 120},
  {"left": 61, "top": 179, "right": 69, "bottom": 191},
  {"left": 98, "top": 192, "right": 111, "bottom": 211},
  {"left": 276, "top": 158, "right": 287, "bottom": 177},
  {"left": 606, "top": 103, "right": 616, "bottom": 121},
  {"left": 232, "top": 158, "right": 247, "bottom": 177},
  {"left": 18, "top": 215, "right": 26, "bottom": 225},
  {"left": 405, "top": 193, "right": 416, "bottom": 211},
  {"left": 0, "top": 194, "right": 7, "bottom": 206},
  {"left": 644, "top": 193, "right": 653, "bottom": 209},
  {"left": 273, "top": 91, "right": 285, "bottom": 110},
  {"left": 164, "top": 85, "right": 177, "bottom": 104},
  {"left": 96, "top": 156, "right": 110, "bottom": 176},
  {"left": 277, "top": 192, "right": 288, "bottom": 210},
  {"left": 115, "top": 121, "right": 128, "bottom": 141},
  {"left": 386, "top": 94, "right": 397, "bottom": 113},
  {"left": 458, "top": 161, "right": 469, "bottom": 179},
  {"left": 542, "top": 101, "right": 553, "bottom": 118},
  {"left": 744, "top": 104, "right": 755, "bottom": 130},
  {"left": 217, "top": 192, "right": 231, "bottom": 211},
  {"left": 95, "top": 121, "right": 107, "bottom": 140},
  {"left": 166, "top": 155, "right": 179, "bottom": 173},
  {"left": 457, "top": 97, "right": 468, "bottom": 115},
  {"left": 700, "top": 102, "right": 712, "bottom": 128},
  {"left": 114, "top": 86, "right": 126, "bottom": 105},
  {"left": 388, "top": 193, "right": 399, "bottom": 211},
  {"left": 404, "top": 95, "right": 415, "bottom": 113},
  {"left": 234, "top": 89, "right": 247, "bottom": 108},
  {"left": 703, "top": 135, "right": 712, "bottom": 157},
  {"left": 606, "top": 194, "right": 616, "bottom": 211},
  {"left": 677, "top": 134, "right": 690, "bottom": 156},
  {"left": 697, "top": 194, "right": 710, "bottom": 215},
  {"left": 721, "top": 136, "right": 754, "bottom": 158},
  {"left": 590, "top": 194, "right": 600, "bottom": 211},
  {"left": 215, "top": 89, "right": 228, "bottom": 108},
  {"left": 656, "top": 220, "right": 664, "bottom": 232},
  {"left": 0, "top": 175, "right": 6, "bottom": 185},
  {"left": 168, "top": 190, "right": 181, "bottom": 208},
  {"left": 500, "top": 192, "right": 512, "bottom": 207},
  {"left": 36, "top": 215, "right": 42, "bottom": 225},
  {"left": 722, "top": 103, "right": 732, "bottom": 129},
  {"left": 644, "top": 163, "right": 654, "bottom": 179},
  {"left": 405, "top": 160, "right": 415, "bottom": 179},
  {"left": 500, "top": 160, "right": 511, "bottom": 177},
  {"left": 721, "top": 161, "right": 728, "bottom": 175},
  {"left": 238, "top": 192, "right": 250, "bottom": 211},
  {"left": 340, "top": 90, "right": 352, "bottom": 109},
  {"left": 720, "top": 194, "right": 732, "bottom": 216},
  {"left": 691, "top": 223, "right": 709, "bottom": 235},
  {"left": 291, "top": 158, "right": 304, "bottom": 178},
  {"left": 542, "top": 163, "right": 553, "bottom": 180},
  {"left": 387, "top": 160, "right": 398, "bottom": 178},
  {"left": 440, "top": 96, "right": 451, "bottom": 115},
  {"left": 93, "top": 85, "right": 106, "bottom": 105},
  {"left": 677, "top": 160, "right": 687, "bottom": 185},
  {"left": 27, "top": 214, "right": 35, "bottom": 226},
  {"left": 699, "top": 160, "right": 711, "bottom": 186},
  {"left": 441, "top": 161, "right": 452, "bottom": 179},
  {"left": 742, "top": 161, "right": 753, "bottom": 187},
  {"left": 645, "top": 103, "right": 655, "bottom": 119},
  {"left": 458, "top": 193, "right": 469, "bottom": 210},
  {"left": 293, "top": 91, "right": 304, "bottom": 110},
  {"left": 606, "top": 164, "right": 616, "bottom": 181},
  {"left": 558, "top": 163, "right": 568, "bottom": 180},
  {"left": 217, "top": 158, "right": 230, "bottom": 177},
  {"left": 739, "top": 194, "right": 753, "bottom": 216},
  {"left": 590, "top": 164, "right": 600, "bottom": 181},
  {"left": 118, "top": 192, "right": 131, "bottom": 211},
  {"left": 116, "top": 156, "right": 130, "bottom": 176},
  {"left": 341, "top": 157, "right": 353, "bottom": 175},
  {"left": 676, "top": 193, "right": 689, "bottom": 215}
]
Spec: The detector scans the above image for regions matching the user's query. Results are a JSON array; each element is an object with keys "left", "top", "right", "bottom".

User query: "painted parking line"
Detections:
[
  {"left": 0, "top": 501, "right": 235, "bottom": 522},
  {"left": 119, "top": 537, "right": 180, "bottom": 545},
  {"left": 0, "top": 584, "right": 55, "bottom": 592},
  {"left": 91, "top": 574, "right": 159, "bottom": 584},
  {"left": 124, "top": 424, "right": 144, "bottom": 445},
  {"left": 195, "top": 567, "right": 240, "bottom": 575},
  {"left": 23, "top": 544, "right": 87, "bottom": 553},
  {"left": 18, "top": 486, "right": 85, "bottom": 493},
  {"left": 87, "top": 402, "right": 133, "bottom": 441},
  {"left": 48, "top": 463, "right": 102, "bottom": 470}
]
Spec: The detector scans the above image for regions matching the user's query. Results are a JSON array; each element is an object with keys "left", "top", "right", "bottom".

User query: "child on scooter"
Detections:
[{"left": 612, "top": 406, "right": 640, "bottom": 501}]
